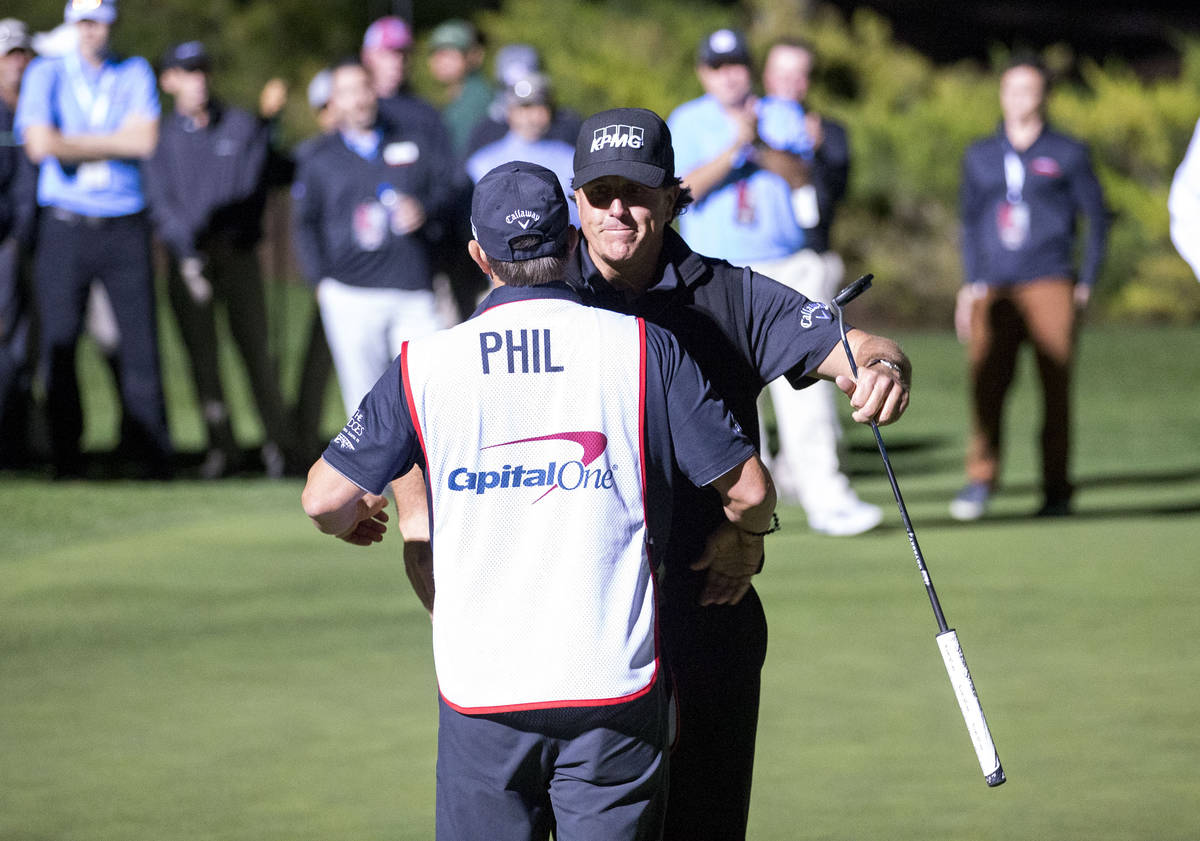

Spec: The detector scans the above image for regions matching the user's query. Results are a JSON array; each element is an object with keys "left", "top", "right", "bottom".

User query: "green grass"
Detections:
[{"left": 2, "top": 324, "right": 1199, "bottom": 840}]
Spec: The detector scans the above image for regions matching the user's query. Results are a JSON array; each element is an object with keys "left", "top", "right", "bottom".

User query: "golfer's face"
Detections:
[{"left": 574, "top": 176, "right": 677, "bottom": 271}]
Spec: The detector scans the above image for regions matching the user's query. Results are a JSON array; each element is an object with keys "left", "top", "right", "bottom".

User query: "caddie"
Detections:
[{"left": 302, "top": 161, "right": 777, "bottom": 841}]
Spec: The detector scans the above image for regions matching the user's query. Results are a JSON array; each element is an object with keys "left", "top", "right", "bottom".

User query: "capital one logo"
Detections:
[
  {"left": 591, "top": 124, "right": 644, "bottom": 153},
  {"left": 446, "top": 431, "right": 617, "bottom": 504}
]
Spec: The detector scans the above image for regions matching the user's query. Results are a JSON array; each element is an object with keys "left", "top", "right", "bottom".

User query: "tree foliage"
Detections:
[{"left": 17, "top": 0, "right": 1200, "bottom": 322}]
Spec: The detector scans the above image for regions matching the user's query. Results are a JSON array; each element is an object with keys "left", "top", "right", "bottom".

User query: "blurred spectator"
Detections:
[
  {"left": 305, "top": 69, "right": 336, "bottom": 135},
  {"left": 952, "top": 57, "right": 1108, "bottom": 520},
  {"left": 289, "top": 67, "right": 337, "bottom": 462},
  {"left": 1168, "top": 116, "right": 1200, "bottom": 281},
  {"left": 15, "top": 0, "right": 172, "bottom": 479},
  {"left": 291, "top": 59, "right": 449, "bottom": 416},
  {"left": 465, "top": 43, "right": 582, "bottom": 157},
  {"left": 465, "top": 72, "right": 578, "bottom": 226},
  {"left": 752, "top": 38, "right": 880, "bottom": 536},
  {"left": 362, "top": 16, "right": 471, "bottom": 325},
  {"left": 144, "top": 41, "right": 292, "bottom": 478},
  {"left": 669, "top": 29, "right": 882, "bottom": 536},
  {"left": 427, "top": 18, "right": 490, "bottom": 158},
  {"left": 361, "top": 15, "right": 446, "bottom": 143},
  {"left": 0, "top": 17, "right": 38, "bottom": 468}
]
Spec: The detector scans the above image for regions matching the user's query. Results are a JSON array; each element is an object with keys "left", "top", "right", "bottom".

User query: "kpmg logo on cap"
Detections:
[
  {"left": 590, "top": 124, "right": 644, "bottom": 154},
  {"left": 506, "top": 209, "right": 540, "bottom": 229}
]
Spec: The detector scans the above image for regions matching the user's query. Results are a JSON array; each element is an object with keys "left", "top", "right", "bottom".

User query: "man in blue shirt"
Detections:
[
  {"left": 303, "top": 161, "right": 777, "bottom": 840},
  {"left": 466, "top": 72, "right": 578, "bottom": 226},
  {"left": 669, "top": 30, "right": 882, "bottom": 537},
  {"left": 16, "top": 0, "right": 171, "bottom": 478}
]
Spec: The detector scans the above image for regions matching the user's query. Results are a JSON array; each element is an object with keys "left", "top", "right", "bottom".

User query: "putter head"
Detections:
[{"left": 832, "top": 273, "right": 873, "bottom": 310}]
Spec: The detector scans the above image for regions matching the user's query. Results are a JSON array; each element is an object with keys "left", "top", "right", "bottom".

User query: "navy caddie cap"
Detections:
[
  {"left": 571, "top": 107, "right": 675, "bottom": 190},
  {"left": 471, "top": 161, "right": 570, "bottom": 262}
]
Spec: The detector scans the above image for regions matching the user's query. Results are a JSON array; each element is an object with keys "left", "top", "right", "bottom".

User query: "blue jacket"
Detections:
[
  {"left": 960, "top": 123, "right": 1108, "bottom": 287},
  {"left": 291, "top": 120, "right": 454, "bottom": 290}
]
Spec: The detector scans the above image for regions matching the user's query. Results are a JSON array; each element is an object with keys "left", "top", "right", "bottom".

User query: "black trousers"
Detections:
[
  {"left": 166, "top": 234, "right": 289, "bottom": 454},
  {"left": 34, "top": 210, "right": 171, "bottom": 473},
  {"left": 0, "top": 236, "right": 34, "bottom": 464},
  {"left": 660, "top": 576, "right": 768, "bottom": 841}
]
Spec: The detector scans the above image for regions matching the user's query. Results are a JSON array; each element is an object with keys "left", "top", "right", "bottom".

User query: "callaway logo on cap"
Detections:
[
  {"left": 471, "top": 161, "right": 569, "bottom": 262},
  {"left": 572, "top": 107, "right": 675, "bottom": 190}
]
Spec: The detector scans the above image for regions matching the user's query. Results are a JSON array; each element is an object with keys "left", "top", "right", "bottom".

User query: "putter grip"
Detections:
[
  {"left": 936, "top": 629, "right": 1006, "bottom": 787},
  {"left": 833, "top": 273, "right": 874, "bottom": 308}
]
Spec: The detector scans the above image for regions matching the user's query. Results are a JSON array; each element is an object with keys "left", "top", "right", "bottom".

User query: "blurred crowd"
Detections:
[
  {"left": 0, "top": 2, "right": 588, "bottom": 481},
  {"left": 4, "top": 0, "right": 1197, "bottom": 520}
]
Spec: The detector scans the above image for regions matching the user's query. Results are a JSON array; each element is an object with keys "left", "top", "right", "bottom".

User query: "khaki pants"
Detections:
[{"left": 966, "top": 276, "right": 1077, "bottom": 501}]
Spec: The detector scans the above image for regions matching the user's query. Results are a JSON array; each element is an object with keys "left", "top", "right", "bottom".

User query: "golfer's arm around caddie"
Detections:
[{"left": 326, "top": 324, "right": 911, "bottom": 617}]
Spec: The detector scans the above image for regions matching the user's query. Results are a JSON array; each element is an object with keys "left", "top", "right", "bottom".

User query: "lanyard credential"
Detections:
[
  {"left": 996, "top": 149, "right": 1030, "bottom": 251},
  {"left": 1003, "top": 150, "right": 1025, "bottom": 204},
  {"left": 64, "top": 51, "right": 117, "bottom": 131}
]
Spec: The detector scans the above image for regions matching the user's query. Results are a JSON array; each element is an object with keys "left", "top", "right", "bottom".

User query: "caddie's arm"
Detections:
[
  {"left": 302, "top": 457, "right": 389, "bottom": 546},
  {"left": 691, "top": 454, "right": 777, "bottom": 606},
  {"left": 389, "top": 466, "right": 434, "bottom": 614},
  {"left": 814, "top": 328, "right": 911, "bottom": 426}
]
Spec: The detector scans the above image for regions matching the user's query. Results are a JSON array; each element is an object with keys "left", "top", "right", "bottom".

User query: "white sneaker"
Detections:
[
  {"left": 807, "top": 498, "right": 884, "bottom": 536},
  {"left": 949, "top": 482, "right": 991, "bottom": 522}
]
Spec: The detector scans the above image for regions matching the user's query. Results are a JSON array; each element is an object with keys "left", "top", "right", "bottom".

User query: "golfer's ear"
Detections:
[{"left": 467, "top": 240, "right": 491, "bottom": 276}]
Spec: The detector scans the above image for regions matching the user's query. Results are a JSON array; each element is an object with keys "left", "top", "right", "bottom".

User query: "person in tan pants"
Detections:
[{"left": 953, "top": 57, "right": 1108, "bottom": 519}]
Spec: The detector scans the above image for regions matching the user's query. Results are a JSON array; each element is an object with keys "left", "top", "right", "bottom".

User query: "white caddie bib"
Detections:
[{"left": 402, "top": 298, "right": 655, "bottom": 713}]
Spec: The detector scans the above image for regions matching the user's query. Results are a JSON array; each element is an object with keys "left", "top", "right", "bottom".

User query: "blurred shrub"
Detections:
[{"left": 18, "top": 0, "right": 1200, "bottom": 322}]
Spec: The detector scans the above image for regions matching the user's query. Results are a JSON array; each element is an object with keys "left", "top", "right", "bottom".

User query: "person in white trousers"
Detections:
[{"left": 754, "top": 39, "right": 881, "bottom": 536}]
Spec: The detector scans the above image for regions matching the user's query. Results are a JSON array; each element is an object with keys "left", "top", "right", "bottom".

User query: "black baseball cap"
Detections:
[
  {"left": 697, "top": 28, "right": 751, "bottom": 67},
  {"left": 571, "top": 107, "right": 675, "bottom": 190},
  {"left": 471, "top": 162, "right": 570, "bottom": 262},
  {"left": 160, "top": 41, "right": 211, "bottom": 73}
]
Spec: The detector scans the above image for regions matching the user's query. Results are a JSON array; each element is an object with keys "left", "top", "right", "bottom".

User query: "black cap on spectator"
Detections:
[
  {"left": 504, "top": 72, "right": 552, "bottom": 108},
  {"left": 161, "top": 40, "right": 211, "bottom": 73},
  {"left": 697, "top": 28, "right": 751, "bottom": 67}
]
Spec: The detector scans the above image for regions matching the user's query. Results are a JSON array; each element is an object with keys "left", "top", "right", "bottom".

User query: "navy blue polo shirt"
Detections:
[
  {"left": 565, "top": 227, "right": 845, "bottom": 575},
  {"left": 322, "top": 281, "right": 755, "bottom": 554}
]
